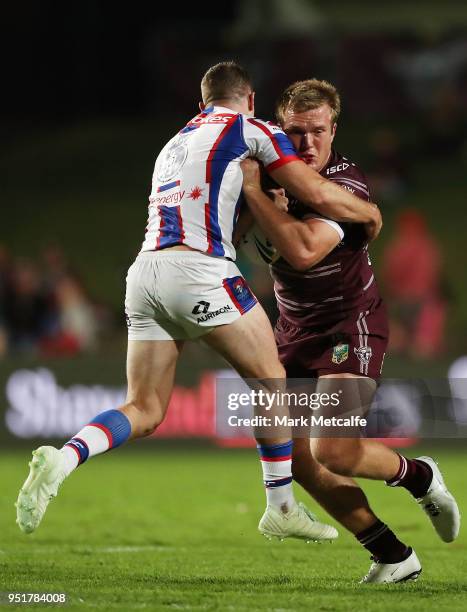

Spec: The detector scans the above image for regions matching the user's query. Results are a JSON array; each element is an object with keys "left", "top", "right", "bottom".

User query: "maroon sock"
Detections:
[
  {"left": 356, "top": 519, "right": 410, "bottom": 564},
  {"left": 386, "top": 455, "right": 433, "bottom": 499}
]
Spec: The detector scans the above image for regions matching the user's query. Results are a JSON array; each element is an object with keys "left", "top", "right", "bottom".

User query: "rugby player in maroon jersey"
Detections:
[{"left": 240, "top": 79, "right": 460, "bottom": 583}]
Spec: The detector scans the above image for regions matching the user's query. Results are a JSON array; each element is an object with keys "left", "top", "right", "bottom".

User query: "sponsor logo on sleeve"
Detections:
[{"left": 326, "top": 162, "right": 350, "bottom": 175}]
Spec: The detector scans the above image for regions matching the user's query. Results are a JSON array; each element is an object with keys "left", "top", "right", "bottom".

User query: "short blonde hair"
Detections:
[
  {"left": 201, "top": 61, "right": 252, "bottom": 106},
  {"left": 275, "top": 79, "right": 341, "bottom": 126}
]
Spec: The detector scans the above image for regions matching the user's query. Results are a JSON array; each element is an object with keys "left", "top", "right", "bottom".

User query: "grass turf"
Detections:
[{"left": 0, "top": 445, "right": 466, "bottom": 611}]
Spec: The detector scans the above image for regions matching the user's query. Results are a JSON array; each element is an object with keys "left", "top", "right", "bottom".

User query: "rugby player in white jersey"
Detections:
[{"left": 16, "top": 62, "right": 382, "bottom": 544}]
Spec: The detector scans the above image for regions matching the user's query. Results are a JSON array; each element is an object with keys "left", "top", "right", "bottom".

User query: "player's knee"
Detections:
[
  {"left": 130, "top": 395, "right": 165, "bottom": 434},
  {"left": 243, "top": 356, "right": 285, "bottom": 380}
]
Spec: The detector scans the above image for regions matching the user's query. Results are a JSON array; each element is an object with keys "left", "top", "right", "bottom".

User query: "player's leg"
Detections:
[
  {"left": 292, "top": 437, "right": 377, "bottom": 534},
  {"left": 312, "top": 374, "right": 402, "bottom": 479},
  {"left": 313, "top": 373, "right": 459, "bottom": 543},
  {"left": 60, "top": 339, "right": 183, "bottom": 471},
  {"left": 16, "top": 254, "right": 186, "bottom": 534},
  {"left": 203, "top": 302, "right": 337, "bottom": 542},
  {"left": 16, "top": 338, "right": 183, "bottom": 534},
  {"left": 122, "top": 339, "right": 183, "bottom": 438}
]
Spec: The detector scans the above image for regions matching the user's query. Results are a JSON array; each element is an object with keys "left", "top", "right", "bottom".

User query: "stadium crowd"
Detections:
[{"left": 0, "top": 244, "right": 112, "bottom": 357}]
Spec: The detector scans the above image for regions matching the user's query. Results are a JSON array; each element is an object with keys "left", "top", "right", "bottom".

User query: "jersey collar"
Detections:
[{"left": 203, "top": 105, "right": 239, "bottom": 115}]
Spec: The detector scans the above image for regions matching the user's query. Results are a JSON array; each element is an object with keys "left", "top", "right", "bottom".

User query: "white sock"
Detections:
[
  {"left": 258, "top": 441, "right": 296, "bottom": 513},
  {"left": 60, "top": 410, "right": 132, "bottom": 476}
]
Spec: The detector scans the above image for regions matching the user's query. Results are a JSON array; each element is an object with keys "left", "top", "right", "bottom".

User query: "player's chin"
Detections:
[{"left": 300, "top": 156, "right": 317, "bottom": 169}]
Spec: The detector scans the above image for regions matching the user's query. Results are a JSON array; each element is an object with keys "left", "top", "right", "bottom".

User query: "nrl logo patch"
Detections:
[
  {"left": 354, "top": 346, "right": 373, "bottom": 365},
  {"left": 332, "top": 343, "right": 349, "bottom": 364}
]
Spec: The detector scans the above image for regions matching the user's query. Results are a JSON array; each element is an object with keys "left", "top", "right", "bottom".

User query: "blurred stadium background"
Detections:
[{"left": 1, "top": 1, "right": 467, "bottom": 607}]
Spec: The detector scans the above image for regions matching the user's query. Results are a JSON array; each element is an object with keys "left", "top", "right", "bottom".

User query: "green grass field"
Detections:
[{"left": 1, "top": 445, "right": 466, "bottom": 611}]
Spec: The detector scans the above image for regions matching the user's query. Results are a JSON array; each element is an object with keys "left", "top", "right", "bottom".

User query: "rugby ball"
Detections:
[{"left": 243, "top": 226, "right": 280, "bottom": 265}]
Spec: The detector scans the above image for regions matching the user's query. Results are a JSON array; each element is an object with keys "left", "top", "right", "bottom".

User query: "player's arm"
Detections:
[
  {"left": 243, "top": 118, "right": 381, "bottom": 240},
  {"left": 232, "top": 205, "right": 255, "bottom": 249},
  {"left": 241, "top": 160, "right": 341, "bottom": 271},
  {"left": 269, "top": 160, "right": 381, "bottom": 240}
]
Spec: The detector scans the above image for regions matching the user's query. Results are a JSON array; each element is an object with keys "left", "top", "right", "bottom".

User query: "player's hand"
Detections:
[
  {"left": 267, "top": 188, "right": 289, "bottom": 212},
  {"left": 364, "top": 204, "right": 383, "bottom": 242},
  {"left": 241, "top": 158, "right": 262, "bottom": 192}
]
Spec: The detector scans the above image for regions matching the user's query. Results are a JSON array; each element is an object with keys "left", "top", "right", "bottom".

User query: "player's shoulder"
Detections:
[
  {"left": 322, "top": 150, "right": 370, "bottom": 197},
  {"left": 243, "top": 116, "right": 286, "bottom": 135}
]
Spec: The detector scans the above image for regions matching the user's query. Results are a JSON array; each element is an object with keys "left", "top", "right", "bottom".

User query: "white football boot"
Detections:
[
  {"left": 259, "top": 502, "right": 338, "bottom": 543},
  {"left": 360, "top": 548, "right": 422, "bottom": 584},
  {"left": 16, "top": 446, "right": 66, "bottom": 534},
  {"left": 415, "top": 456, "right": 460, "bottom": 543}
]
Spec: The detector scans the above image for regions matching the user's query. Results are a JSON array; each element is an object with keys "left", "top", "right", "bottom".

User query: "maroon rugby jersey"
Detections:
[{"left": 271, "top": 149, "right": 381, "bottom": 328}]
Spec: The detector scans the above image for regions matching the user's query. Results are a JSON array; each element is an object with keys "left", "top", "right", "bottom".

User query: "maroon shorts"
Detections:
[{"left": 275, "top": 299, "right": 389, "bottom": 379}]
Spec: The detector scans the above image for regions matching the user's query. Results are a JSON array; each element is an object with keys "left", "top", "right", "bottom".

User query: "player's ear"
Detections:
[
  {"left": 331, "top": 122, "right": 337, "bottom": 140},
  {"left": 248, "top": 91, "right": 255, "bottom": 114},
  {"left": 199, "top": 101, "right": 205, "bottom": 112}
]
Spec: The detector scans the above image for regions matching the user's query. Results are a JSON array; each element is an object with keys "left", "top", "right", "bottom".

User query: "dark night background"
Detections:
[{"left": 1, "top": 0, "right": 467, "bottom": 373}]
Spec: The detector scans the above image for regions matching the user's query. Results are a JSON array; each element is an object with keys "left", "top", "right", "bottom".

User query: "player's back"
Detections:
[{"left": 141, "top": 106, "right": 298, "bottom": 261}]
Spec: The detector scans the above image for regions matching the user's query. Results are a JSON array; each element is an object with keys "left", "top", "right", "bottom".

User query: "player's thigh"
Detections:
[
  {"left": 203, "top": 302, "right": 285, "bottom": 379},
  {"left": 126, "top": 339, "right": 184, "bottom": 414},
  {"left": 318, "top": 372, "right": 376, "bottom": 416},
  {"left": 311, "top": 373, "right": 375, "bottom": 464}
]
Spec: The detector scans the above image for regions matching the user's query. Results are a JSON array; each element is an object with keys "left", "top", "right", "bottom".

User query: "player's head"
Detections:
[
  {"left": 275, "top": 79, "right": 340, "bottom": 172},
  {"left": 200, "top": 61, "right": 255, "bottom": 116}
]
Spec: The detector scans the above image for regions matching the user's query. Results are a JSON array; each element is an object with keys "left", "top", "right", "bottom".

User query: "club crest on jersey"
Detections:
[
  {"left": 354, "top": 346, "right": 373, "bottom": 365},
  {"left": 156, "top": 136, "right": 188, "bottom": 182},
  {"left": 332, "top": 343, "right": 349, "bottom": 364},
  {"left": 233, "top": 278, "right": 246, "bottom": 296}
]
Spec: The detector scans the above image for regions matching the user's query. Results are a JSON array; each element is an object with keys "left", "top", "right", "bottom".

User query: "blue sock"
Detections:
[{"left": 61, "top": 410, "right": 132, "bottom": 475}]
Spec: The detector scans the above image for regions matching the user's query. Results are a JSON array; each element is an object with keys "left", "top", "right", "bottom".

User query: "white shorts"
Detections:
[{"left": 125, "top": 250, "right": 258, "bottom": 341}]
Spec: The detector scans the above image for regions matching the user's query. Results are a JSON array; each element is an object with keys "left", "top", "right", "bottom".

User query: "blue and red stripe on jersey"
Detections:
[
  {"left": 205, "top": 114, "right": 249, "bottom": 256},
  {"left": 247, "top": 118, "right": 299, "bottom": 172},
  {"left": 156, "top": 205, "right": 185, "bottom": 249},
  {"left": 157, "top": 180, "right": 180, "bottom": 193},
  {"left": 222, "top": 275, "right": 257, "bottom": 315}
]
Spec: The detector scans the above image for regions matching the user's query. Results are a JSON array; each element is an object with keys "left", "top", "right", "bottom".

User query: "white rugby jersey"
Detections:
[{"left": 140, "top": 105, "right": 299, "bottom": 260}]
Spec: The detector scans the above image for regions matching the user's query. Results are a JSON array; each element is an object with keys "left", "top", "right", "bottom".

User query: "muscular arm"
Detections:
[
  {"left": 270, "top": 160, "right": 381, "bottom": 240},
  {"left": 242, "top": 179, "right": 341, "bottom": 272}
]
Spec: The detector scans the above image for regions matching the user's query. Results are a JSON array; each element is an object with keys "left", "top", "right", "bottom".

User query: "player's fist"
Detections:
[
  {"left": 364, "top": 204, "right": 382, "bottom": 242},
  {"left": 267, "top": 188, "right": 289, "bottom": 212},
  {"left": 241, "top": 158, "right": 262, "bottom": 192}
]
